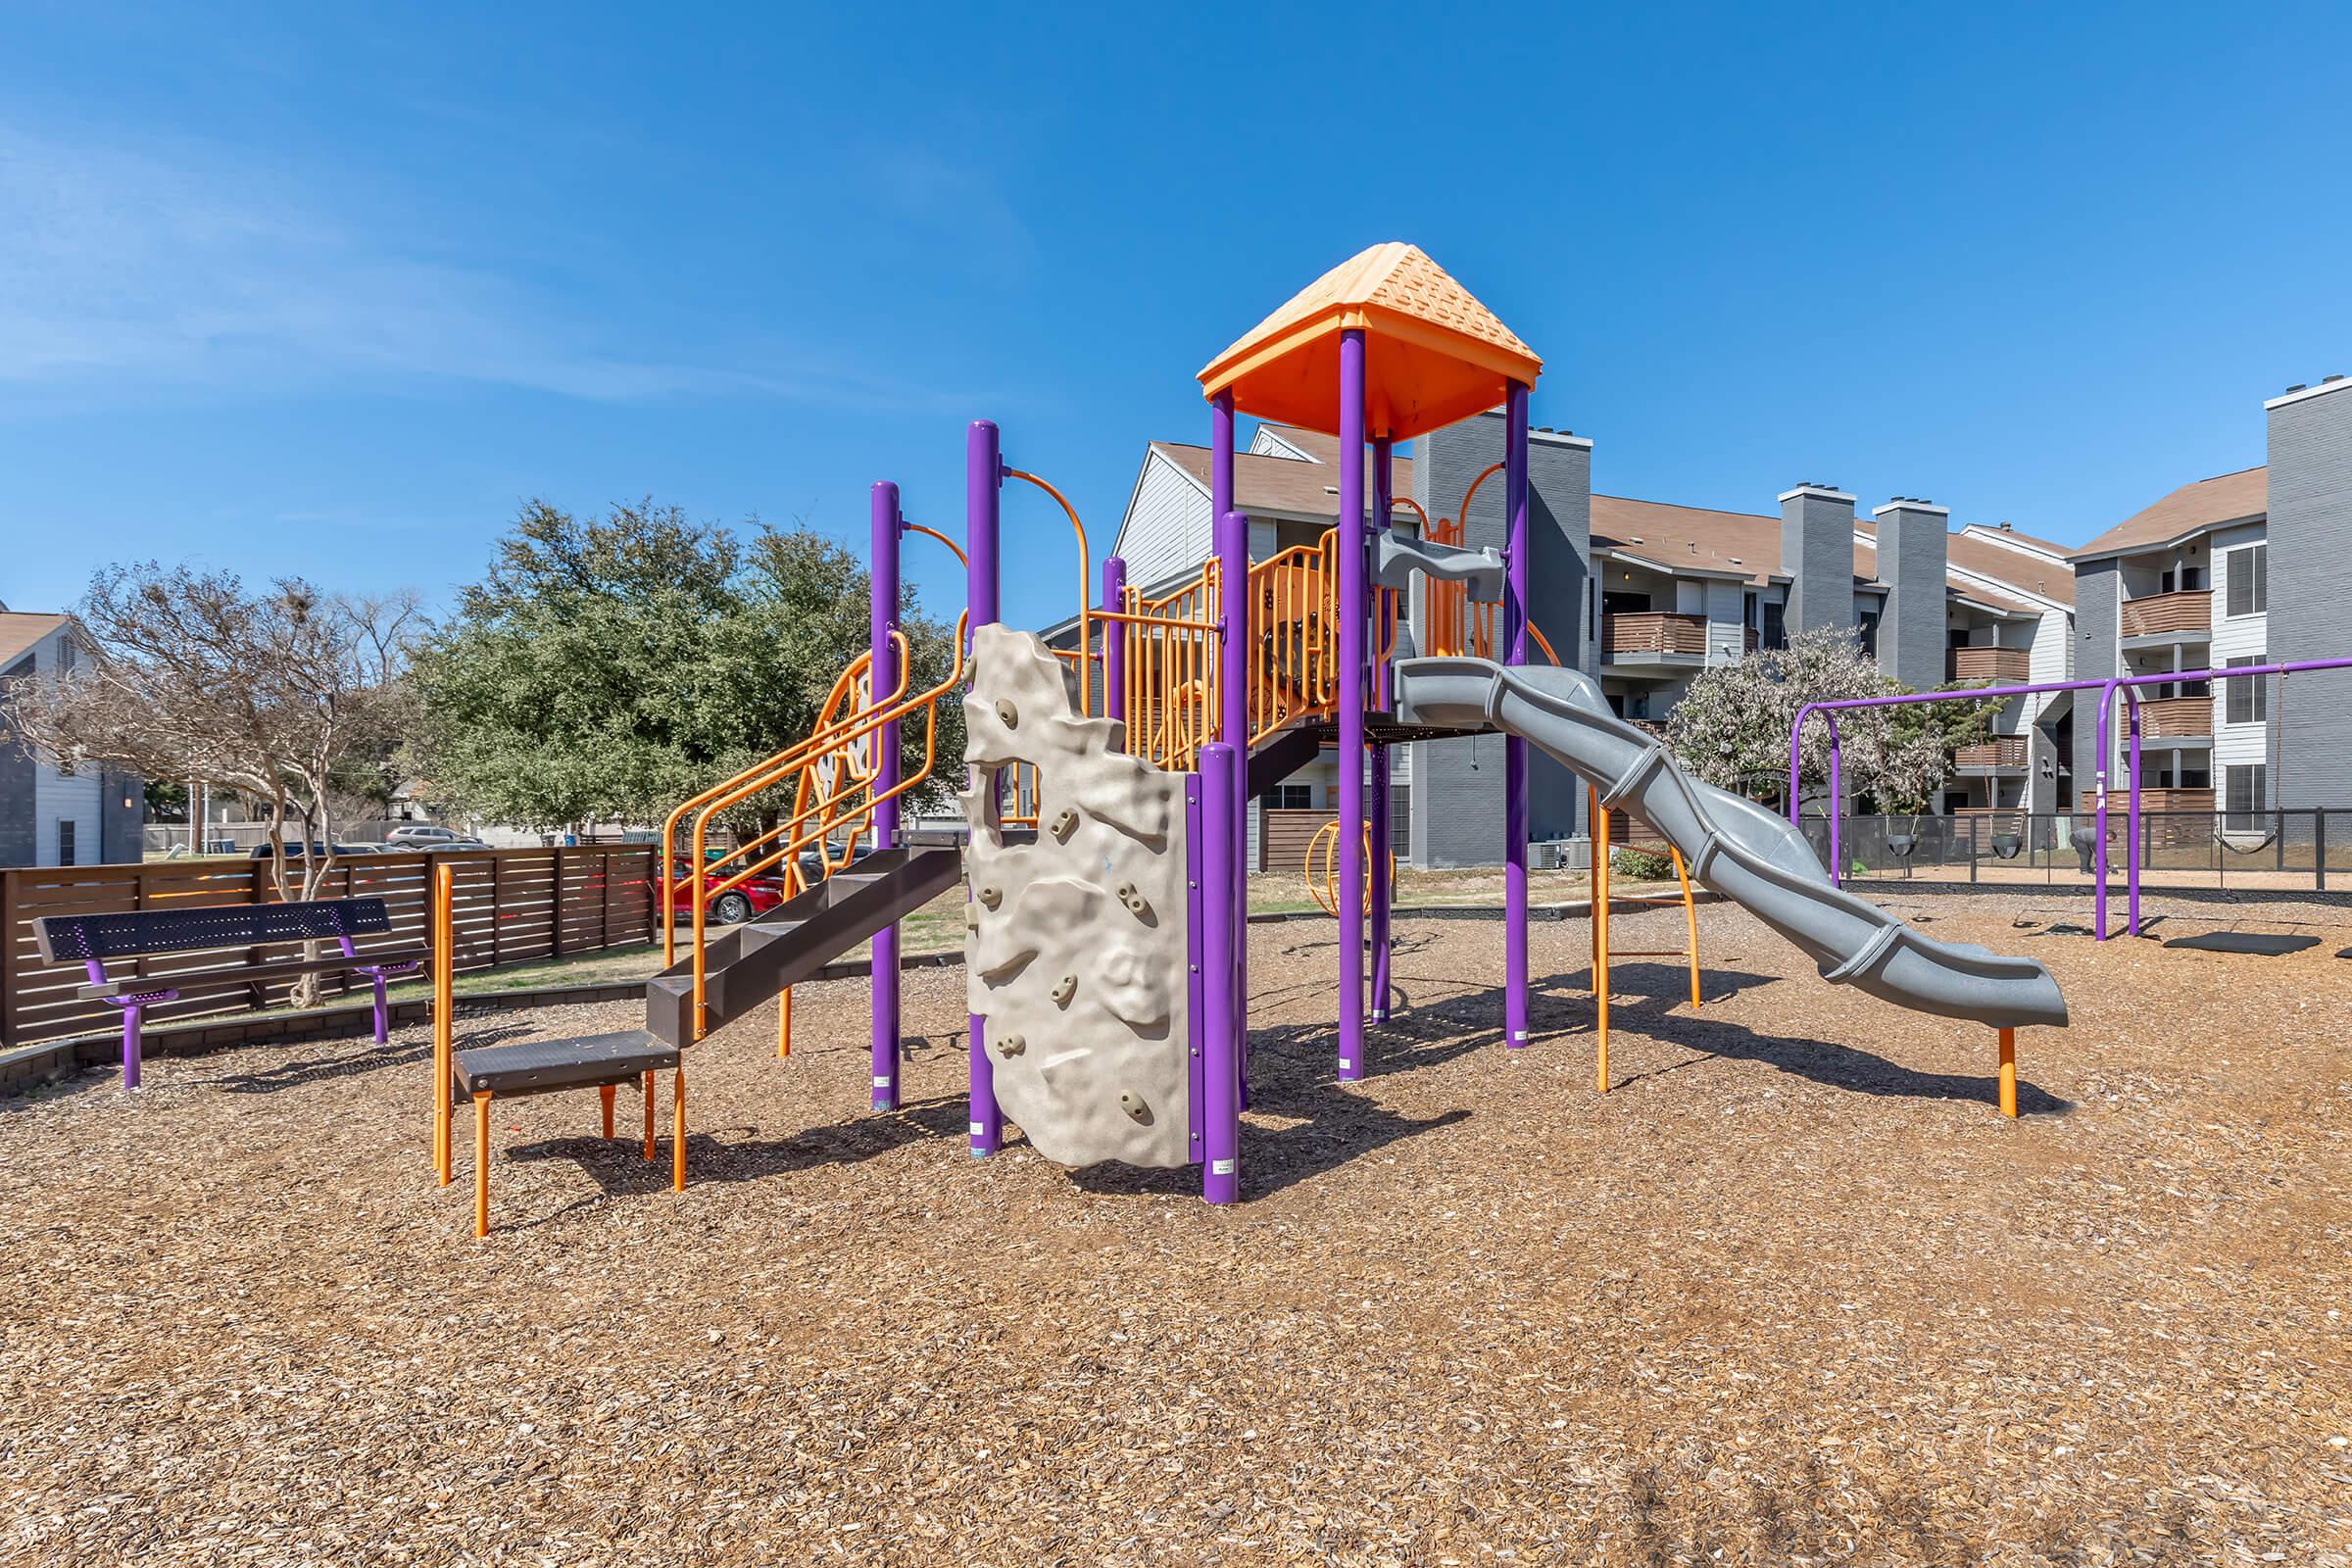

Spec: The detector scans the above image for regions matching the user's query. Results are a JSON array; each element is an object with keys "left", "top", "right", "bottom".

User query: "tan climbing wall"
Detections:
[{"left": 961, "top": 626, "right": 1192, "bottom": 1169}]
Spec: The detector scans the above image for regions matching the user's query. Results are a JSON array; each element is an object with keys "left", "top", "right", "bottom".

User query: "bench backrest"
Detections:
[{"left": 34, "top": 898, "right": 397, "bottom": 964}]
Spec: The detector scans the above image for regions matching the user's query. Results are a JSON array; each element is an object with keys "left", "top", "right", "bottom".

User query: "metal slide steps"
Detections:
[{"left": 644, "top": 846, "right": 965, "bottom": 1046}]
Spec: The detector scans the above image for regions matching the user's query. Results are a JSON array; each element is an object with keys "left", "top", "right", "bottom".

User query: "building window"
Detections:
[
  {"left": 2226, "top": 544, "right": 2267, "bottom": 616},
  {"left": 1270, "top": 785, "right": 1312, "bottom": 810},
  {"left": 2225, "top": 656, "right": 2267, "bottom": 725},
  {"left": 1761, "top": 601, "right": 1787, "bottom": 651},
  {"left": 57, "top": 820, "right": 76, "bottom": 867},
  {"left": 1855, "top": 610, "right": 1880, "bottom": 659},
  {"left": 2225, "top": 764, "right": 2267, "bottom": 830}
]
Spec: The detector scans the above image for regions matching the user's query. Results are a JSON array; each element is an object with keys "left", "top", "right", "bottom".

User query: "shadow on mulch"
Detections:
[
  {"left": 214, "top": 1024, "right": 533, "bottom": 1095},
  {"left": 1602, "top": 1007, "right": 2074, "bottom": 1117},
  {"left": 510, "top": 1092, "right": 974, "bottom": 1198}
]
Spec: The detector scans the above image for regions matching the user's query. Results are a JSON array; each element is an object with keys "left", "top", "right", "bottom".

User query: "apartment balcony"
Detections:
[
  {"left": 1947, "top": 645, "right": 2031, "bottom": 682},
  {"left": 2119, "top": 590, "right": 2212, "bottom": 644},
  {"left": 2135, "top": 694, "right": 2212, "bottom": 740},
  {"left": 1954, "top": 735, "right": 2029, "bottom": 772}
]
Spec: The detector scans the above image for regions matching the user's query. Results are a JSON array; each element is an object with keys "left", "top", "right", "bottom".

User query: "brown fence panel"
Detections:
[{"left": 1, "top": 845, "right": 663, "bottom": 1048}]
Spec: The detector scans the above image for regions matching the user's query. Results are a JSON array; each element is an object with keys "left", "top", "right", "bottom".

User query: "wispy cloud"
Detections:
[{"left": 0, "top": 125, "right": 972, "bottom": 413}]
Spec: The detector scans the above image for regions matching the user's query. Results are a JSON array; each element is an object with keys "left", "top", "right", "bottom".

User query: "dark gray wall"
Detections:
[
  {"left": 1874, "top": 501, "right": 1949, "bottom": 691},
  {"left": 100, "top": 767, "right": 144, "bottom": 863},
  {"left": 0, "top": 654, "right": 31, "bottom": 867},
  {"left": 1779, "top": 487, "right": 1855, "bottom": 635},
  {"left": 2266, "top": 378, "right": 2352, "bottom": 807},
  {"left": 1408, "top": 410, "right": 1593, "bottom": 863},
  {"left": 2070, "top": 562, "right": 2122, "bottom": 804}
]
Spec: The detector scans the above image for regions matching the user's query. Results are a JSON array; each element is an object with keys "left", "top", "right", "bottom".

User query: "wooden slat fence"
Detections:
[{"left": 0, "top": 846, "right": 659, "bottom": 1048}]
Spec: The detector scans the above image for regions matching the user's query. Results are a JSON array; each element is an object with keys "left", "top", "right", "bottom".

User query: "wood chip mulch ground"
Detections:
[{"left": 1, "top": 891, "right": 2346, "bottom": 1565}]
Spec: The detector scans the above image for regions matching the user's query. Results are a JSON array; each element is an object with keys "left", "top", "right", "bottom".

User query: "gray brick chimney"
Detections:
[
  {"left": 1778, "top": 484, "right": 1856, "bottom": 637},
  {"left": 1409, "top": 410, "right": 1593, "bottom": 860},
  {"left": 1871, "top": 498, "right": 1949, "bottom": 691},
  {"left": 2265, "top": 375, "right": 2352, "bottom": 807}
]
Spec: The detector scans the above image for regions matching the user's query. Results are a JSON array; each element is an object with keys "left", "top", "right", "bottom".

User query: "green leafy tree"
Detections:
[
  {"left": 409, "top": 499, "right": 962, "bottom": 840},
  {"left": 1661, "top": 625, "right": 2008, "bottom": 816}
]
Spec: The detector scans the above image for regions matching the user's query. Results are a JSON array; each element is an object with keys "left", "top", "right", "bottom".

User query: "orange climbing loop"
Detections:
[{"left": 1303, "top": 819, "right": 1397, "bottom": 916}]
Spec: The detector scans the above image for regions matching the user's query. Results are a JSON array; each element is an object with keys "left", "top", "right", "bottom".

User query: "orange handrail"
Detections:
[
  {"left": 658, "top": 633, "right": 911, "bottom": 962},
  {"left": 903, "top": 521, "right": 966, "bottom": 565},
  {"left": 1304, "top": 818, "right": 1395, "bottom": 916},
  {"left": 682, "top": 612, "right": 971, "bottom": 1037},
  {"left": 1004, "top": 466, "right": 1091, "bottom": 716}
]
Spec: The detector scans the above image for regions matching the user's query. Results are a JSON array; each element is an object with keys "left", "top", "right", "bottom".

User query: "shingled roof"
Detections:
[{"left": 2070, "top": 466, "right": 2268, "bottom": 563}]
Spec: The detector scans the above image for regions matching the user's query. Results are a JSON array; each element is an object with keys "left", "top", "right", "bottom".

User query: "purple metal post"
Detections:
[
  {"left": 1368, "top": 435, "right": 1394, "bottom": 1024},
  {"left": 121, "top": 1004, "right": 141, "bottom": 1089},
  {"left": 2125, "top": 688, "right": 2144, "bottom": 935},
  {"left": 1336, "top": 330, "right": 1368, "bottom": 1080},
  {"left": 1502, "top": 379, "right": 1531, "bottom": 1052},
  {"left": 1200, "top": 743, "right": 1241, "bottom": 1204},
  {"left": 870, "top": 481, "right": 903, "bottom": 1111},
  {"left": 1210, "top": 393, "right": 1247, "bottom": 1098},
  {"left": 1826, "top": 715, "right": 1844, "bottom": 885},
  {"left": 1102, "top": 555, "right": 1127, "bottom": 727},
  {"left": 965, "top": 420, "right": 1003, "bottom": 1155}
]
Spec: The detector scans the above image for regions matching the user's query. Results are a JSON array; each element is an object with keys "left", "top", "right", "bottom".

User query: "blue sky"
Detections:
[{"left": 4, "top": 2, "right": 2349, "bottom": 637}]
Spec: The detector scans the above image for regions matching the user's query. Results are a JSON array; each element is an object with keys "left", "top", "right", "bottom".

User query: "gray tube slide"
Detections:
[{"left": 1391, "top": 656, "right": 2067, "bottom": 1029}]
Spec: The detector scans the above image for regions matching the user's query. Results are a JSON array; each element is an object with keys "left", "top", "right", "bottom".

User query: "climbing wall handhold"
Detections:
[{"left": 960, "top": 624, "right": 1191, "bottom": 1170}]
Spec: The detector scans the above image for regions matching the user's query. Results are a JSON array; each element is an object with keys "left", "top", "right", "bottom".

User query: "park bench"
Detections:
[{"left": 33, "top": 898, "right": 426, "bottom": 1090}]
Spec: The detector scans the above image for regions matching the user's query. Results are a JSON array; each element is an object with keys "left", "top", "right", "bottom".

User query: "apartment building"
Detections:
[
  {"left": 2070, "top": 374, "right": 2352, "bottom": 824},
  {"left": 1098, "top": 412, "right": 2079, "bottom": 869},
  {"left": 0, "top": 609, "right": 144, "bottom": 867}
]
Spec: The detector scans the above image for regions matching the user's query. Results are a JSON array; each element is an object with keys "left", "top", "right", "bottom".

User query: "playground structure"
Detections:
[
  {"left": 1789, "top": 655, "right": 2352, "bottom": 938},
  {"left": 424, "top": 242, "right": 2073, "bottom": 1222}
]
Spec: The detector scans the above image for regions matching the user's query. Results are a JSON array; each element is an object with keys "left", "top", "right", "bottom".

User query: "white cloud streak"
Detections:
[{"left": 0, "top": 125, "right": 970, "bottom": 412}]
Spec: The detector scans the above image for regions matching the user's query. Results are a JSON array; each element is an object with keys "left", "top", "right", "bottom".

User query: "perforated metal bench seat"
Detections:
[
  {"left": 452, "top": 1029, "right": 679, "bottom": 1100},
  {"left": 74, "top": 948, "right": 425, "bottom": 1001}
]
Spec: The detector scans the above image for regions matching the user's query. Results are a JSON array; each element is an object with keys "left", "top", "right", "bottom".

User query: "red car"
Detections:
[{"left": 664, "top": 859, "right": 795, "bottom": 925}]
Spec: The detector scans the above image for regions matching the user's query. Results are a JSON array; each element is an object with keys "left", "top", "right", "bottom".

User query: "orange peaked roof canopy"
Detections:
[{"left": 1198, "top": 243, "right": 1543, "bottom": 442}]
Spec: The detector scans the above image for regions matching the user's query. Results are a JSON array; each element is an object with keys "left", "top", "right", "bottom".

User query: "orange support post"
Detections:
[
  {"left": 776, "top": 987, "right": 792, "bottom": 1058},
  {"left": 432, "top": 861, "right": 455, "bottom": 1185},
  {"left": 672, "top": 1066, "right": 687, "bottom": 1192},
  {"left": 1673, "top": 846, "right": 1701, "bottom": 1009},
  {"left": 471, "top": 1091, "right": 491, "bottom": 1239},
  {"left": 600, "top": 1084, "right": 615, "bottom": 1139},
  {"left": 641, "top": 1070, "right": 656, "bottom": 1159},
  {"left": 1997, "top": 1028, "right": 2018, "bottom": 1118}
]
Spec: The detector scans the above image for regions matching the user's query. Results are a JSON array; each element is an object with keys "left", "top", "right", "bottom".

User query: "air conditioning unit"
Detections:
[{"left": 1531, "top": 839, "right": 1589, "bottom": 871}]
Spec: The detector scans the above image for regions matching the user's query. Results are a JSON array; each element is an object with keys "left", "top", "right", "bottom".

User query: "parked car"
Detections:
[
  {"left": 249, "top": 842, "right": 372, "bottom": 859},
  {"left": 385, "top": 824, "right": 467, "bottom": 847},
  {"left": 663, "top": 858, "right": 796, "bottom": 925}
]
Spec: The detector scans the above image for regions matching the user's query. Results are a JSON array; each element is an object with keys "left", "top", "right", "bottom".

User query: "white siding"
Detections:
[
  {"left": 1702, "top": 579, "right": 1745, "bottom": 665},
  {"left": 2023, "top": 608, "right": 2074, "bottom": 814},
  {"left": 1249, "top": 427, "right": 1318, "bottom": 462},
  {"left": 1112, "top": 450, "right": 1214, "bottom": 589},
  {"left": 34, "top": 760, "right": 100, "bottom": 865},
  {"left": 20, "top": 622, "right": 106, "bottom": 866},
  {"left": 2209, "top": 523, "right": 2268, "bottom": 771}
]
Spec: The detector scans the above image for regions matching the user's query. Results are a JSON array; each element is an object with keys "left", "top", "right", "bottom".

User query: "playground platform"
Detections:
[{"left": 3, "top": 893, "right": 2343, "bottom": 1563}]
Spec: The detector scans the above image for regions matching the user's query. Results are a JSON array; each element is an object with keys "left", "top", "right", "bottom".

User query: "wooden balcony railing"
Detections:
[
  {"left": 1954, "top": 735, "right": 2029, "bottom": 768},
  {"left": 2138, "top": 695, "right": 2212, "bottom": 738},
  {"left": 2120, "top": 590, "right": 2212, "bottom": 638},
  {"left": 1602, "top": 612, "right": 1708, "bottom": 657},
  {"left": 1948, "top": 645, "right": 2031, "bottom": 682}
]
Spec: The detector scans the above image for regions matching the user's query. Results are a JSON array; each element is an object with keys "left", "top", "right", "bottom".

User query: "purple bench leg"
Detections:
[
  {"left": 121, "top": 1004, "right": 142, "bottom": 1091},
  {"left": 371, "top": 972, "right": 390, "bottom": 1044}
]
